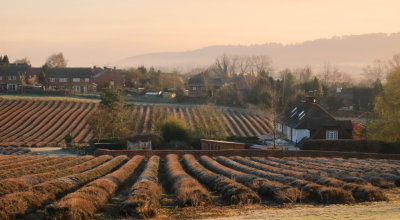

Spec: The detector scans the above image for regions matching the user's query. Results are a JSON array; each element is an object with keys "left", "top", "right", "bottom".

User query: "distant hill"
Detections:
[{"left": 116, "top": 33, "right": 400, "bottom": 77}]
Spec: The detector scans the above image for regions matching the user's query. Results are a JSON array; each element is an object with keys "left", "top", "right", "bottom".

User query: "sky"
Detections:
[{"left": 1, "top": 0, "right": 399, "bottom": 67}]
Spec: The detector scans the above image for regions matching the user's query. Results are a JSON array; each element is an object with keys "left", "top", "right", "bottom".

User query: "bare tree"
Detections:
[
  {"left": 14, "top": 58, "right": 31, "bottom": 65},
  {"left": 362, "top": 59, "right": 388, "bottom": 82},
  {"left": 214, "top": 54, "right": 273, "bottom": 77},
  {"left": 44, "top": 53, "right": 68, "bottom": 68},
  {"left": 388, "top": 53, "right": 400, "bottom": 69},
  {"left": 215, "top": 54, "right": 230, "bottom": 78},
  {"left": 294, "top": 66, "right": 313, "bottom": 83},
  {"left": 319, "top": 63, "right": 351, "bottom": 86}
]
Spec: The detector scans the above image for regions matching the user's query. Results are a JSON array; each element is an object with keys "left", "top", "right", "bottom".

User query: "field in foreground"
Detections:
[
  {"left": 0, "top": 152, "right": 399, "bottom": 219},
  {"left": 0, "top": 98, "right": 272, "bottom": 147}
]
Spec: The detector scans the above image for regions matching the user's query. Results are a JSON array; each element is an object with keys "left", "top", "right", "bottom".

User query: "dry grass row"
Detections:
[
  {"left": 0, "top": 155, "right": 81, "bottom": 179},
  {"left": 0, "top": 156, "right": 45, "bottom": 171},
  {"left": 0, "top": 155, "right": 111, "bottom": 196},
  {"left": 275, "top": 156, "right": 398, "bottom": 189},
  {"left": 0, "top": 155, "right": 36, "bottom": 166},
  {"left": 165, "top": 154, "right": 211, "bottom": 207},
  {"left": 198, "top": 155, "right": 301, "bottom": 203},
  {"left": 121, "top": 156, "right": 162, "bottom": 218},
  {"left": 0, "top": 155, "right": 128, "bottom": 220},
  {"left": 45, "top": 155, "right": 145, "bottom": 220},
  {"left": 297, "top": 157, "right": 400, "bottom": 187},
  {"left": 267, "top": 156, "right": 387, "bottom": 187},
  {"left": 216, "top": 156, "right": 355, "bottom": 204},
  {"left": 235, "top": 157, "right": 387, "bottom": 202},
  {"left": 293, "top": 157, "right": 399, "bottom": 189},
  {"left": 182, "top": 154, "right": 260, "bottom": 205}
]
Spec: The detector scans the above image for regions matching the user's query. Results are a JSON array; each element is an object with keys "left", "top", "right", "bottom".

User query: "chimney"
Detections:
[{"left": 305, "top": 96, "right": 318, "bottom": 104}]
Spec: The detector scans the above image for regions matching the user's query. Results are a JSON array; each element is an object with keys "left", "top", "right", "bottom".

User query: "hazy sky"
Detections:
[{"left": 1, "top": 0, "right": 399, "bottom": 66}]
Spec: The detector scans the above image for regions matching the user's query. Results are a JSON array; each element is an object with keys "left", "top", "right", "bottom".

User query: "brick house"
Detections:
[
  {"left": 1, "top": 65, "right": 125, "bottom": 93},
  {"left": 43, "top": 68, "right": 94, "bottom": 93},
  {"left": 0, "top": 64, "right": 36, "bottom": 91},
  {"left": 92, "top": 67, "right": 124, "bottom": 89},
  {"left": 277, "top": 97, "right": 353, "bottom": 143}
]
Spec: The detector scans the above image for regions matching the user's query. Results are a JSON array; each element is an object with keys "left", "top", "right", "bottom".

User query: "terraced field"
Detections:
[
  {"left": 0, "top": 154, "right": 398, "bottom": 219},
  {"left": 0, "top": 98, "right": 272, "bottom": 147}
]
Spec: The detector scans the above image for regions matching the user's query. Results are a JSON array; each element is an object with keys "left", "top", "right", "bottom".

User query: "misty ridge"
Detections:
[{"left": 117, "top": 33, "right": 400, "bottom": 77}]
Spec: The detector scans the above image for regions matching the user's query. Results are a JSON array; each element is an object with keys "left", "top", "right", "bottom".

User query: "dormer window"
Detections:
[{"left": 326, "top": 130, "right": 338, "bottom": 140}]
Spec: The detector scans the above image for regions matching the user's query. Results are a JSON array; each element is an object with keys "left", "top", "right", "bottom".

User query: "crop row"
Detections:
[
  {"left": 0, "top": 154, "right": 398, "bottom": 219},
  {"left": 130, "top": 105, "right": 272, "bottom": 136},
  {"left": 0, "top": 99, "right": 97, "bottom": 147}
]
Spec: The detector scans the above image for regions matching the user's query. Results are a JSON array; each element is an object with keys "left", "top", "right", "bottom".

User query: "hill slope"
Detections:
[{"left": 117, "top": 33, "right": 400, "bottom": 75}]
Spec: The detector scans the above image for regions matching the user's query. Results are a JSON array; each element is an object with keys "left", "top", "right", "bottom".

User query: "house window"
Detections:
[
  {"left": 59, "top": 78, "right": 68, "bottom": 82},
  {"left": 8, "top": 76, "right": 17, "bottom": 80},
  {"left": 73, "top": 78, "right": 81, "bottom": 82},
  {"left": 326, "top": 130, "right": 338, "bottom": 140},
  {"left": 84, "top": 78, "right": 90, "bottom": 82},
  {"left": 0, "top": 76, "right": 2, "bottom": 80},
  {"left": 192, "top": 87, "right": 196, "bottom": 91},
  {"left": 110, "top": 81, "right": 115, "bottom": 86},
  {"left": 50, "top": 78, "right": 56, "bottom": 82}
]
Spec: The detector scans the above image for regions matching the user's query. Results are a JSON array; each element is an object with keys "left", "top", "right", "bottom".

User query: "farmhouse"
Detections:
[
  {"left": 277, "top": 97, "right": 352, "bottom": 143},
  {"left": 200, "top": 139, "right": 247, "bottom": 150},
  {"left": 188, "top": 74, "right": 222, "bottom": 96}
]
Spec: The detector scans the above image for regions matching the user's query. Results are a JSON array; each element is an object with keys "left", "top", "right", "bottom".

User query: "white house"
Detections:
[{"left": 277, "top": 97, "right": 353, "bottom": 143}]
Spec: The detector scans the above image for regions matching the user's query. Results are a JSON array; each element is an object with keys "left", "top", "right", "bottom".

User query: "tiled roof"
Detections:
[
  {"left": 282, "top": 102, "right": 352, "bottom": 130},
  {"left": 0, "top": 64, "right": 29, "bottom": 76},
  {"left": 46, "top": 68, "right": 93, "bottom": 78}
]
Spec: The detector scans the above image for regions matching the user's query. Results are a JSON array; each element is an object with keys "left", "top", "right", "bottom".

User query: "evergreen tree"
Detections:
[
  {"left": 2, "top": 55, "right": 9, "bottom": 65},
  {"left": 312, "top": 77, "right": 324, "bottom": 97},
  {"left": 38, "top": 70, "right": 47, "bottom": 85}
]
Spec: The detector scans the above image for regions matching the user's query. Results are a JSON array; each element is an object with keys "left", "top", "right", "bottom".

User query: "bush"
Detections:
[{"left": 157, "top": 116, "right": 191, "bottom": 143}]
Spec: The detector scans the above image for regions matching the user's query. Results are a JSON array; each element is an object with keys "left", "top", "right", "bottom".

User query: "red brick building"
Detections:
[
  {"left": 93, "top": 68, "right": 125, "bottom": 89},
  {"left": 44, "top": 68, "right": 94, "bottom": 93},
  {"left": 1, "top": 65, "right": 125, "bottom": 93}
]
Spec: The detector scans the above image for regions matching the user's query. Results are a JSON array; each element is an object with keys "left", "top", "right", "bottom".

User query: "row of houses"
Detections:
[{"left": 0, "top": 64, "right": 124, "bottom": 93}]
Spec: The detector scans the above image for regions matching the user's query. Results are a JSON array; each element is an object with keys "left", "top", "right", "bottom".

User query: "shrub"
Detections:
[{"left": 157, "top": 116, "right": 191, "bottom": 143}]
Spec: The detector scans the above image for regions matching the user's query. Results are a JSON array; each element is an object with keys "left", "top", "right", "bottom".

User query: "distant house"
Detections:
[
  {"left": 44, "top": 68, "right": 94, "bottom": 93},
  {"left": 200, "top": 139, "right": 247, "bottom": 150},
  {"left": 335, "top": 87, "right": 354, "bottom": 110},
  {"left": 92, "top": 67, "right": 125, "bottom": 89},
  {"left": 0, "top": 64, "right": 36, "bottom": 91},
  {"left": 188, "top": 74, "right": 222, "bottom": 96},
  {"left": 277, "top": 97, "right": 353, "bottom": 143},
  {"left": 1, "top": 65, "right": 125, "bottom": 94}
]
